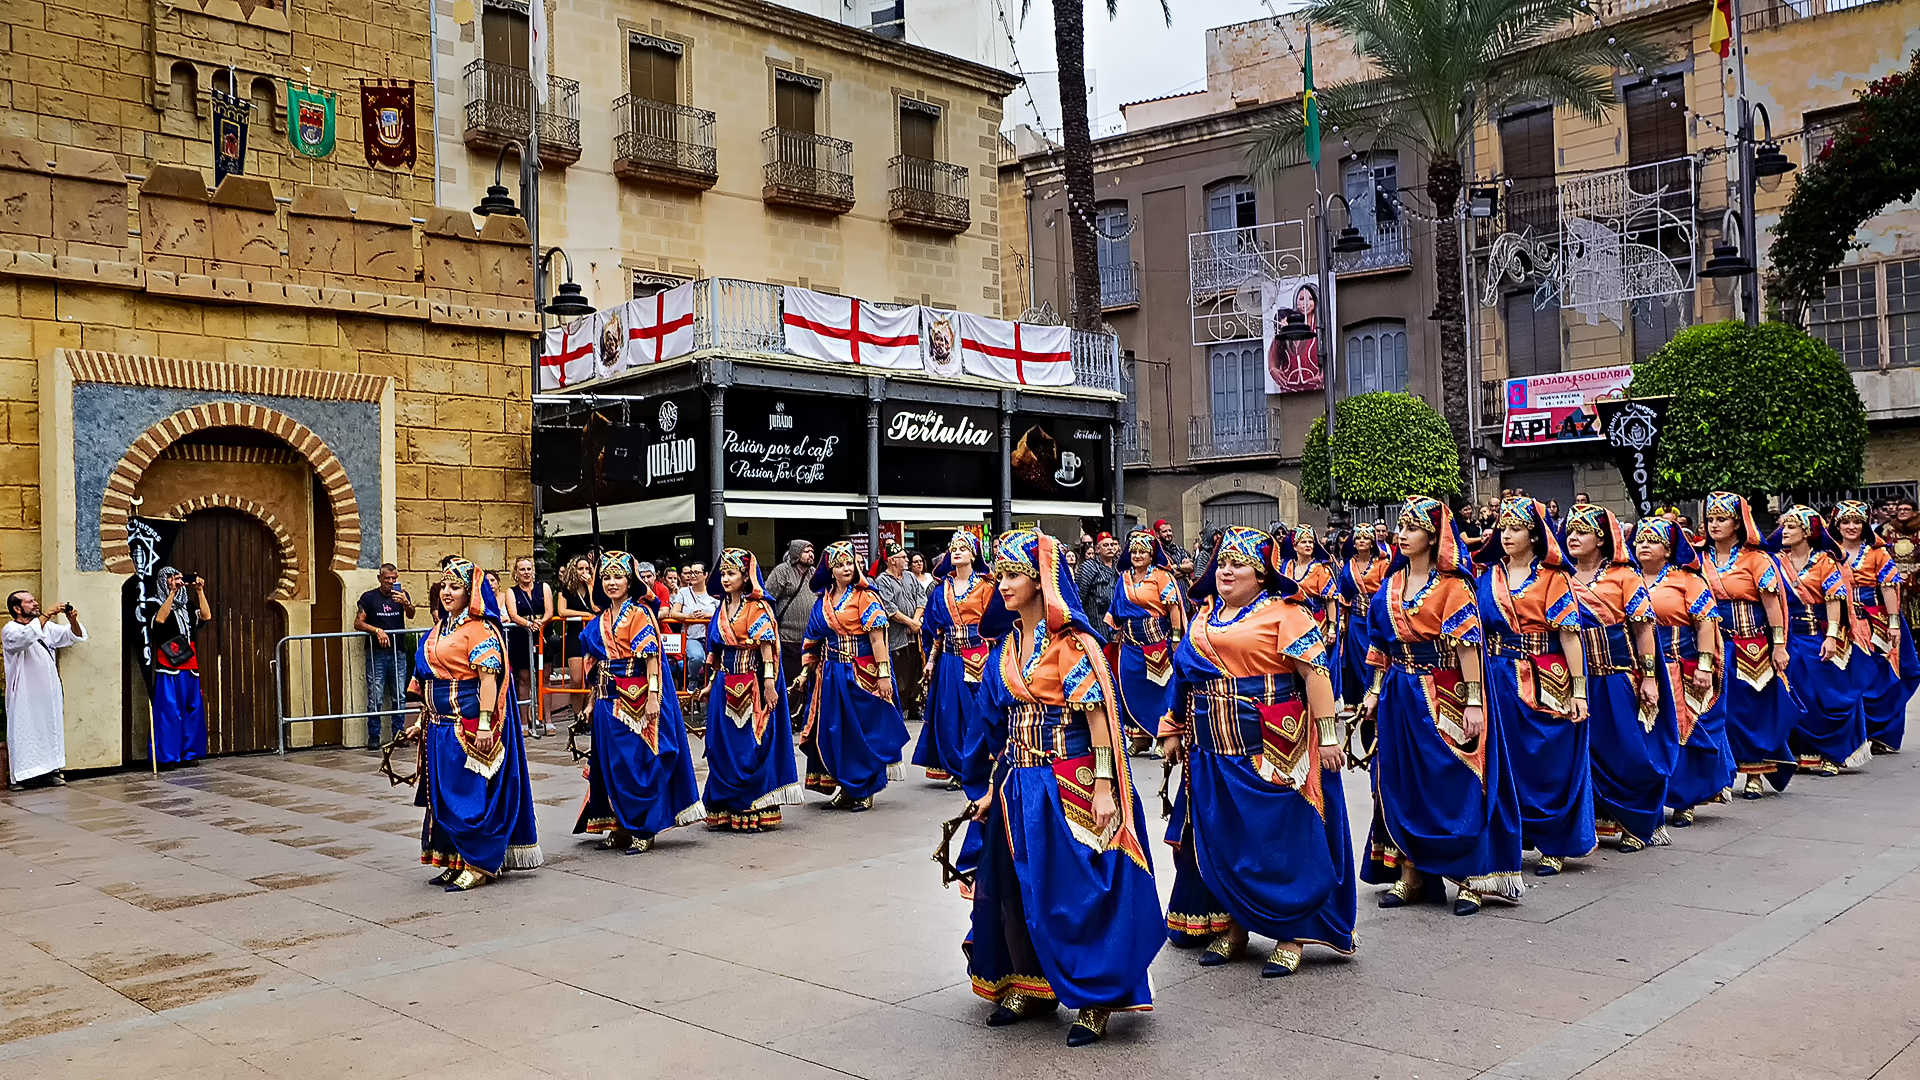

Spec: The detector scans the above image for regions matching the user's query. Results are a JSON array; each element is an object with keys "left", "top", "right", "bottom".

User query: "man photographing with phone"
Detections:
[
  {"left": 5, "top": 591, "right": 85, "bottom": 790},
  {"left": 354, "top": 563, "right": 416, "bottom": 750},
  {"left": 151, "top": 566, "right": 213, "bottom": 767}
]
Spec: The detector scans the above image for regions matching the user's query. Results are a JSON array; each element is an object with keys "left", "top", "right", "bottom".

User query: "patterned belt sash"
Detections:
[
  {"left": 1387, "top": 640, "right": 1459, "bottom": 672},
  {"left": 1487, "top": 630, "right": 1557, "bottom": 660},
  {"left": 1579, "top": 624, "right": 1637, "bottom": 675},
  {"left": 1114, "top": 614, "right": 1171, "bottom": 647},
  {"left": 943, "top": 626, "right": 984, "bottom": 651},
  {"left": 1002, "top": 702, "right": 1089, "bottom": 767},
  {"left": 822, "top": 635, "right": 873, "bottom": 662}
]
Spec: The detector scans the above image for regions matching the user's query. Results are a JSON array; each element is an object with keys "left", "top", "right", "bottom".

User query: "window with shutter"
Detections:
[
  {"left": 1345, "top": 320, "right": 1409, "bottom": 394},
  {"left": 1504, "top": 291, "right": 1561, "bottom": 376},
  {"left": 1499, "top": 107, "right": 1556, "bottom": 235},
  {"left": 900, "top": 106, "right": 937, "bottom": 160},
  {"left": 776, "top": 78, "right": 818, "bottom": 134},
  {"left": 629, "top": 40, "right": 680, "bottom": 105},
  {"left": 482, "top": 5, "right": 530, "bottom": 71},
  {"left": 1625, "top": 79, "right": 1686, "bottom": 166}
]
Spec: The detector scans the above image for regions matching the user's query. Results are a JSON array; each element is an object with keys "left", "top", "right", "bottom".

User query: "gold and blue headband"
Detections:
[
  {"left": 1497, "top": 495, "right": 1540, "bottom": 531},
  {"left": 717, "top": 548, "right": 749, "bottom": 575},
  {"left": 1399, "top": 496, "right": 1443, "bottom": 535},
  {"left": 1215, "top": 525, "right": 1274, "bottom": 569},
  {"left": 600, "top": 550, "right": 634, "bottom": 578},
  {"left": 1565, "top": 503, "right": 1607, "bottom": 536},
  {"left": 1127, "top": 529, "right": 1155, "bottom": 554},
  {"left": 992, "top": 528, "right": 1042, "bottom": 579},
  {"left": 1832, "top": 499, "right": 1871, "bottom": 525},
  {"left": 824, "top": 540, "right": 859, "bottom": 570},
  {"left": 1704, "top": 491, "right": 1743, "bottom": 520}
]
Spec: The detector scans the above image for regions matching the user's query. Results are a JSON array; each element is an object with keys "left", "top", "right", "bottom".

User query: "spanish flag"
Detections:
[{"left": 1709, "top": 0, "right": 1733, "bottom": 58}]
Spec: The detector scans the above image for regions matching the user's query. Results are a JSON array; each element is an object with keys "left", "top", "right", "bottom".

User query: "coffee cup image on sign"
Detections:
[{"left": 1011, "top": 425, "right": 1059, "bottom": 492}]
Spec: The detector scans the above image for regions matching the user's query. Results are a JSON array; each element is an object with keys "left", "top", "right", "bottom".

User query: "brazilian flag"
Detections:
[{"left": 1304, "top": 30, "right": 1321, "bottom": 168}]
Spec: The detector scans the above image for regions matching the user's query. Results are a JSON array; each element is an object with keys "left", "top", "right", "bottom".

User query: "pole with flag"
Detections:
[
  {"left": 1303, "top": 28, "right": 1321, "bottom": 169},
  {"left": 1709, "top": 0, "right": 1733, "bottom": 57}
]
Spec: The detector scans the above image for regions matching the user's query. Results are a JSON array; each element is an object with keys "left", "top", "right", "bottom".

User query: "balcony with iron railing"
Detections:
[
  {"left": 462, "top": 59, "right": 580, "bottom": 166},
  {"left": 1187, "top": 408, "right": 1284, "bottom": 461},
  {"left": 1741, "top": 0, "right": 1891, "bottom": 32},
  {"left": 887, "top": 155, "right": 970, "bottom": 233},
  {"left": 612, "top": 95, "right": 716, "bottom": 191},
  {"left": 1121, "top": 420, "right": 1150, "bottom": 465},
  {"left": 762, "top": 128, "right": 855, "bottom": 214},
  {"left": 1334, "top": 219, "right": 1412, "bottom": 275},
  {"left": 1100, "top": 260, "right": 1140, "bottom": 309}
]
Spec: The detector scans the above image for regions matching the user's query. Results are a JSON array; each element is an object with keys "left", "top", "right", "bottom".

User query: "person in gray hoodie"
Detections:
[{"left": 763, "top": 539, "right": 818, "bottom": 680}]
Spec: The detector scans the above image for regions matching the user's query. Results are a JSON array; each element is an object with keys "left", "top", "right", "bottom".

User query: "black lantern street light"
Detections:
[
  {"left": 1701, "top": 208, "right": 1757, "bottom": 281},
  {"left": 1304, "top": 191, "right": 1370, "bottom": 529}
]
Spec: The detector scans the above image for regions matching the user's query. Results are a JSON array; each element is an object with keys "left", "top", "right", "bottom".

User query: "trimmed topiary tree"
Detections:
[
  {"left": 1303, "top": 392, "right": 1461, "bottom": 508},
  {"left": 1628, "top": 321, "right": 1866, "bottom": 500}
]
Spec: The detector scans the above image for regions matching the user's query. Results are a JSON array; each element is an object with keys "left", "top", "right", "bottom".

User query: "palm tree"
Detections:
[
  {"left": 1249, "top": 0, "right": 1660, "bottom": 456},
  {"left": 1024, "top": 0, "right": 1170, "bottom": 330}
]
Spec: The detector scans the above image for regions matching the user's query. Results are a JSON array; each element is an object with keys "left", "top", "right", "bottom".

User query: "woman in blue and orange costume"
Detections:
[
  {"left": 1359, "top": 497, "right": 1524, "bottom": 916},
  {"left": 913, "top": 531, "right": 996, "bottom": 790},
  {"left": 1832, "top": 500, "right": 1920, "bottom": 754},
  {"left": 1699, "top": 492, "right": 1798, "bottom": 799},
  {"left": 700, "top": 547, "right": 802, "bottom": 832},
  {"left": 1563, "top": 504, "right": 1670, "bottom": 852},
  {"left": 1631, "top": 519, "right": 1726, "bottom": 828},
  {"left": 1768, "top": 507, "right": 1870, "bottom": 776},
  {"left": 1475, "top": 495, "right": 1594, "bottom": 876},
  {"left": 796, "top": 540, "right": 910, "bottom": 811},
  {"left": 961, "top": 528, "right": 1161, "bottom": 1047},
  {"left": 573, "top": 551, "right": 703, "bottom": 853},
  {"left": 1105, "top": 528, "right": 1187, "bottom": 747},
  {"left": 1334, "top": 526, "right": 1390, "bottom": 710},
  {"left": 1158, "top": 525, "right": 1354, "bottom": 979},
  {"left": 404, "top": 558, "right": 543, "bottom": 891}
]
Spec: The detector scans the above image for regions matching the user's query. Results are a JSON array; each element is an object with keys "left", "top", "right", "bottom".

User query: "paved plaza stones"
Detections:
[{"left": 2, "top": 708, "right": 1919, "bottom": 1079}]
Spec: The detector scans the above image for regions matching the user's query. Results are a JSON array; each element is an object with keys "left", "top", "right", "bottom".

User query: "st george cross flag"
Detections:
[
  {"left": 955, "top": 312, "right": 1075, "bottom": 387},
  {"left": 619, "top": 282, "right": 696, "bottom": 369},
  {"left": 540, "top": 313, "right": 598, "bottom": 390},
  {"left": 782, "top": 286, "right": 922, "bottom": 369}
]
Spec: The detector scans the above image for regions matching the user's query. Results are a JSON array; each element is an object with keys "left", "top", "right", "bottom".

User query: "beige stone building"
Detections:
[
  {"left": 429, "top": 0, "right": 1019, "bottom": 314},
  {"left": 0, "top": 0, "right": 537, "bottom": 768}
]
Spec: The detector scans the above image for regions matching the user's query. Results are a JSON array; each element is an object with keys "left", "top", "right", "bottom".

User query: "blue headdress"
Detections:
[
  {"left": 932, "top": 530, "right": 985, "bottom": 580},
  {"left": 709, "top": 547, "right": 770, "bottom": 601},
  {"left": 1764, "top": 505, "right": 1842, "bottom": 560},
  {"left": 810, "top": 539, "right": 870, "bottom": 592},
  {"left": 1189, "top": 524, "right": 1299, "bottom": 602},
  {"left": 980, "top": 528, "right": 1104, "bottom": 641},
  {"left": 1630, "top": 517, "right": 1703, "bottom": 572}
]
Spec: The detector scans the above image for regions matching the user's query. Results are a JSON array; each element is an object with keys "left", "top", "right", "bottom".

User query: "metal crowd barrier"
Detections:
[{"left": 271, "top": 624, "right": 540, "bottom": 754}]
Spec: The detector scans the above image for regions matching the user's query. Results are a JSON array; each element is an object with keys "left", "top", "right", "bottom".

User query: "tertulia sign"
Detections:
[{"left": 882, "top": 402, "right": 996, "bottom": 451}]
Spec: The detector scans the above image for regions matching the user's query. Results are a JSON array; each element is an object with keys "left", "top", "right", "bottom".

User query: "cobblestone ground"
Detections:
[{"left": 3, "top": 705, "right": 1919, "bottom": 1079}]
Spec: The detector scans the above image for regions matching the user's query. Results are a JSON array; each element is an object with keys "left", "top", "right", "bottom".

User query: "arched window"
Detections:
[
  {"left": 1204, "top": 178, "right": 1256, "bottom": 232},
  {"left": 1202, "top": 491, "right": 1279, "bottom": 534},
  {"left": 163, "top": 62, "right": 200, "bottom": 138},
  {"left": 1345, "top": 319, "right": 1409, "bottom": 395}
]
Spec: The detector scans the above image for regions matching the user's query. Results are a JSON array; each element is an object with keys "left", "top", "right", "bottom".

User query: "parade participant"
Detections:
[
  {"left": 963, "top": 528, "right": 1161, "bottom": 1047},
  {"left": 700, "top": 548, "right": 801, "bottom": 832},
  {"left": 574, "top": 551, "right": 702, "bottom": 853},
  {"left": 1630, "top": 519, "right": 1727, "bottom": 828},
  {"left": 405, "top": 558, "right": 542, "bottom": 890},
  {"left": 797, "top": 541, "right": 910, "bottom": 810},
  {"left": 1281, "top": 524, "right": 1340, "bottom": 694},
  {"left": 1700, "top": 492, "right": 1797, "bottom": 796},
  {"left": 1159, "top": 526, "right": 1353, "bottom": 978},
  {"left": 1359, "top": 497, "right": 1523, "bottom": 916},
  {"left": 150, "top": 566, "right": 212, "bottom": 766},
  {"left": 1832, "top": 501, "right": 1919, "bottom": 753},
  {"left": 1335, "top": 528, "right": 1389, "bottom": 709},
  {"left": 1890, "top": 499, "right": 1920, "bottom": 633},
  {"left": 1564, "top": 504, "right": 1670, "bottom": 852},
  {"left": 1767, "top": 508, "right": 1869, "bottom": 775},
  {"left": 913, "top": 532, "right": 995, "bottom": 787},
  {"left": 1106, "top": 528, "right": 1186, "bottom": 745},
  {"left": 1475, "top": 496, "right": 1593, "bottom": 875}
]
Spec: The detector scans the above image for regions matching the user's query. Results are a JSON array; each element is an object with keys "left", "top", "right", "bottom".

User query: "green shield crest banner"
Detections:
[{"left": 287, "top": 83, "right": 337, "bottom": 159}]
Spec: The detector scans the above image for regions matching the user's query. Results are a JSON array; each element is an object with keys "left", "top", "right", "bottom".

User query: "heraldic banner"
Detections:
[
  {"left": 211, "top": 87, "right": 250, "bottom": 185},
  {"left": 361, "top": 81, "right": 416, "bottom": 168},
  {"left": 287, "top": 83, "right": 337, "bottom": 158}
]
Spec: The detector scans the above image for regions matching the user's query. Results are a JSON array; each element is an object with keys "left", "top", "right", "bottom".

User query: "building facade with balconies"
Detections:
[
  {"left": 428, "top": 0, "right": 1017, "bottom": 323},
  {"left": 1000, "top": 16, "right": 1441, "bottom": 544}
]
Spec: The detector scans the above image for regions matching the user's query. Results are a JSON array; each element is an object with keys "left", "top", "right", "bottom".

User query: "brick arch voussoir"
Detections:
[
  {"left": 160, "top": 494, "right": 302, "bottom": 601},
  {"left": 102, "top": 403, "right": 362, "bottom": 575}
]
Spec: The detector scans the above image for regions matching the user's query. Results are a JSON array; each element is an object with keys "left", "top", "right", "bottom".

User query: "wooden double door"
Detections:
[{"left": 165, "top": 508, "right": 289, "bottom": 755}]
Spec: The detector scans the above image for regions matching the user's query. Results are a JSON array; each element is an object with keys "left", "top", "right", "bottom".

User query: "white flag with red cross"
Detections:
[
  {"left": 781, "top": 286, "right": 923, "bottom": 370},
  {"left": 955, "top": 312, "right": 1074, "bottom": 387},
  {"left": 540, "top": 313, "right": 598, "bottom": 390},
  {"left": 612, "top": 282, "right": 696, "bottom": 371}
]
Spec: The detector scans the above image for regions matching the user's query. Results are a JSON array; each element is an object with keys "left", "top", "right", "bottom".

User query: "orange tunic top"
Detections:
[
  {"left": 1367, "top": 571, "right": 1481, "bottom": 659},
  {"left": 1117, "top": 567, "right": 1183, "bottom": 617},
  {"left": 945, "top": 573, "right": 996, "bottom": 627},
  {"left": 1342, "top": 555, "right": 1389, "bottom": 607},
  {"left": 1568, "top": 564, "right": 1651, "bottom": 626}
]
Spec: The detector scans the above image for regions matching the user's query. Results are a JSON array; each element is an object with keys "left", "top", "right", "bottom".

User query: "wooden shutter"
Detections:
[
  {"left": 1504, "top": 291, "right": 1561, "bottom": 376},
  {"left": 776, "top": 79, "right": 817, "bottom": 134},
  {"left": 629, "top": 42, "right": 680, "bottom": 105},
  {"left": 900, "top": 107, "right": 936, "bottom": 160},
  {"left": 1499, "top": 107, "right": 1556, "bottom": 233},
  {"left": 1626, "top": 80, "right": 1686, "bottom": 165},
  {"left": 482, "top": 5, "right": 530, "bottom": 71}
]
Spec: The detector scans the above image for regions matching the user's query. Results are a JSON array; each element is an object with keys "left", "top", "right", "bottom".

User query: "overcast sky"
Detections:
[{"left": 1001, "top": 0, "right": 1292, "bottom": 136}]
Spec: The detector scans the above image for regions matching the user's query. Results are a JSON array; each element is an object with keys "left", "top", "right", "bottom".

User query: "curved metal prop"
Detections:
[
  {"left": 566, "top": 712, "right": 592, "bottom": 763},
  {"left": 932, "top": 807, "right": 976, "bottom": 891},
  {"left": 1345, "top": 713, "right": 1377, "bottom": 772},
  {"left": 378, "top": 729, "right": 420, "bottom": 787},
  {"left": 1158, "top": 759, "right": 1176, "bottom": 820}
]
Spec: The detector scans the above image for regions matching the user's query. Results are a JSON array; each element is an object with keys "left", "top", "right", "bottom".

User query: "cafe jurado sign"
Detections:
[{"left": 724, "top": 389, "right": 862, "bottom": 492}]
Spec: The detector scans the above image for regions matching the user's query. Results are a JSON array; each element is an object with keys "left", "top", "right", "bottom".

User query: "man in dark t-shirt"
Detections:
[{"left": 354, "top": 563, "right": 416, "bottom": 749}]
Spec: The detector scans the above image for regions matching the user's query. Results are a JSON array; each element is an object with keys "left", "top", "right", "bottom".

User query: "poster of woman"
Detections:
[{"left": 1263, "top": 277, "right": 1328, "bottom": 394}]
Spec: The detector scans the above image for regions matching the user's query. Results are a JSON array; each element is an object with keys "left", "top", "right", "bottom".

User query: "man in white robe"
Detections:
[{"left": 5, "top": 591, "right": 85, "bottom": 790}]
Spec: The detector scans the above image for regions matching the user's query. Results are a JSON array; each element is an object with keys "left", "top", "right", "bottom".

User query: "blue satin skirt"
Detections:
[
  {"left": 1722, "top": 643, "right": 1799, "bottom": 789},
  {"left": 1363, "top": 665, "right": 1524, "bottom": 897},
  {"left": 1785, "top": 634, "right": 1870, "bottom": 765},
  {"left": 701, "top": 674, "right": 800, "bottom": 819},
  {"left": 419, "top": 698, "right": 541, "bottom": 876},
  {"left": 1339, "top": 612, "right": 1373, "bottom": 707},
  {"left": 1167, "top": 750, "right": 1354, "bottom": 952},
  {"left": 912, "top": 651, "right": 979, "bottom": 780},
  {"left": 1588, "top": 670, "right": 1677, "bottom": 846},
  {"left": 964, "top": 763, "right": 1162, "bottom": 1010},
  {"left": 1863, "top": 633, "right": 1920, "bottom": 750},
  {"left": 1490, "top": 655, "right": 1596, "bottom": 858},
  {"left": 575, "top": 663, "right": 702, "bottom": 838},
  {"left": 1665, "top": 688, "right": 1735, "bottom": 811},
  {"left": 1113, "top": 643, "right": 1175, "bottom": 741},
  {"left": 802, "top": 660, "right": 909, "bottom": 799},
  {"left": 151, "top": 669, "right": 207, "bottom": 764}
]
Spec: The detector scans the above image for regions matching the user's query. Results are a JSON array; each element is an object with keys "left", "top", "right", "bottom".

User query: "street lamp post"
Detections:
[
  {"left": 1280, "top": 191, "right": 1369, "bottom": 531},
  {"left": 1723, "top": 0, "right": 1794, "bottom": 325}
]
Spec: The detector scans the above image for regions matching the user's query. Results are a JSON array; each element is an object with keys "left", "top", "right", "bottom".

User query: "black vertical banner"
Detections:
[
  {"left": 1597, "top": 396, "right": 1669, "bottom": 520},
  {"left": 211, "top": 88, "right": 250, "bottom": 186}
]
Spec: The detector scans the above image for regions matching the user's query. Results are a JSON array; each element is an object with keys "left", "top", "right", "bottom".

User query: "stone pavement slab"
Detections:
[{"left": 0, "top": 704, "right": 1916, "bottom": 1079}]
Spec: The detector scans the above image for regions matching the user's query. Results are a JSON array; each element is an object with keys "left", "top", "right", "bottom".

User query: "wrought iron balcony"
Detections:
[
  {"left": 1472, "top": 185, "right": 1558, "bottom": 250},
  {"left": 1121, "top": 421, "right": 1150, "bottom": 465},
  {"left": 613, "top": 95, "right": 717, "bottom": 191},
  {"left": 1334, "top": 219, "right": 1412, "bottom": 275},
  {"left": 762, "top": 128, "right": 855, "bottom": 214},
  {"left": 1100, "top": 260, "right": 1140, "bottom": 309},
  {"left": 888, "top": 155, "right": 970, "bottom": 233},
  {"left": 1742, "top": 0, "right": 1888, "bottom": 33},
  {"left": 1070, "top": 328, "right": 1121, "bottom": 393},
  {"left": 1188, "top": 409, "right": 1283, "bottom": 461},
  {"left": 462, "top": 59, "right": 580, "bottom": 166}
]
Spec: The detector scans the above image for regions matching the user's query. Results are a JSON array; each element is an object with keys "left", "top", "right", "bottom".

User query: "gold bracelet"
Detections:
[
  {"left": 1369, "top": 669, "right": 1387, "bottom": 695},
  {"left": 1637, "top": 656, "right": 1657, "bottom": 677},
  {"left": 1572, "top": 674, "right": 1588, "bottom": 700},
  {"left": 875, "top": 662, "right": 893, "bottom": 678},
  {"left": 1892, "top": 615, "right": 1905, "bottom": 630},
  {"left": 477, "top": 709, "right": 494, "bottom": 733},
  {"left": 1825, "top": 624, "right": 1845, "bottom": 640},
  {"left": 1697, "top": 653, "right": 1715, "bottom": 673},
  {"left": 647, "top": 673, "right": 661, "bottom": 694},
  {"left": 1462, "top": 681, "right": 1484, "bottom": 707},
  {"left": 1316, "top": 716, "right": 1342, "bottom": 748},
  {"left": 1769, "top": 626, "right": 1787, "bottom": 645},
  {"left": 1091, "top": 746, "right": 1117, "bottom": 782},
  {"left": 761, "top": 661, "right": 777, "bottom": 679}
]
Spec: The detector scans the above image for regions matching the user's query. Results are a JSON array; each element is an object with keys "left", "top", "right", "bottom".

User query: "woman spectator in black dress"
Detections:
[{"left": 506, "top": 555, "right": 555, "bottom": 737}]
